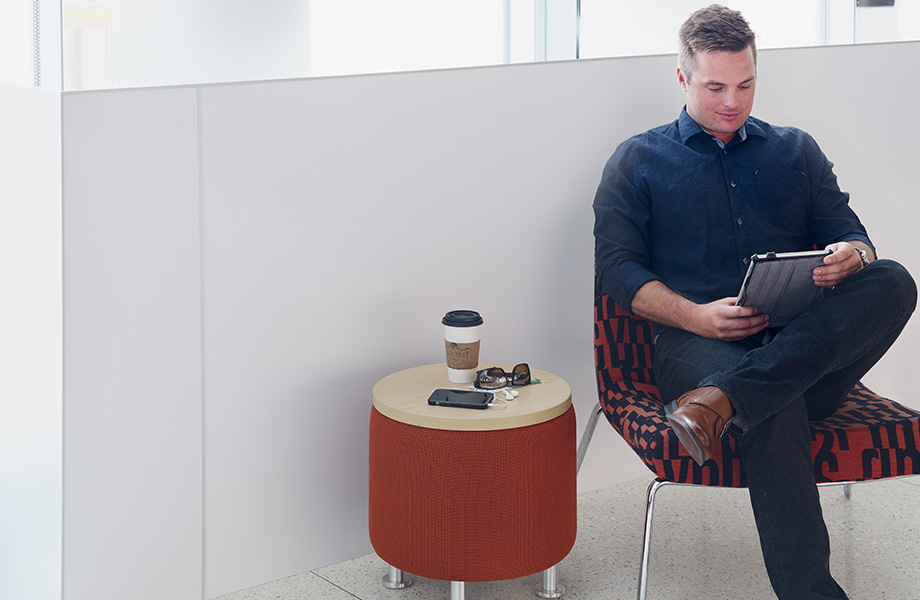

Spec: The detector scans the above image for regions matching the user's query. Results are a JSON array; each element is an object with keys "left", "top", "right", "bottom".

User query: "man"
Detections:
[{"left": 593, "top": 5, "right": 917, "bottom": 600}]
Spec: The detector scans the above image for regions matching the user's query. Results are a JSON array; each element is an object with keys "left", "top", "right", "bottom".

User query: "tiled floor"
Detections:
[{"left": 218, "top": 475, "right": 920, "bottom": 600}]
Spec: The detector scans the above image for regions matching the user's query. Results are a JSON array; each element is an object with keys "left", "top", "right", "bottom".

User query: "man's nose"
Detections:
[
  {"left": 722, "top": 88, "right": 742, "bottom": 108},
  {"left": 723, "top": 89, "right": 740, "bottom": 108}
]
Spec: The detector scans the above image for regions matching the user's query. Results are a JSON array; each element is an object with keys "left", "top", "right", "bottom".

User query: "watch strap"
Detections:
[{"left": 853, "top": 246, "right": 870, "bottom": 268}]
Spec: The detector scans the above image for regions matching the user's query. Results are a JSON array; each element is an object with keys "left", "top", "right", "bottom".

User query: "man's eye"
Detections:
[
  {"left": 708, "top": 87, "right": 723, "bottom": 92},
  {"left": 740, "top": 84, "right": 752, "bottom": 90}
]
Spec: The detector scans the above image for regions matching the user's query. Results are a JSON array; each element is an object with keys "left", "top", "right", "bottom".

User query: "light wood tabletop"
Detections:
[{"left": 372, "top": 363, "right": 572, "bottom": 431}]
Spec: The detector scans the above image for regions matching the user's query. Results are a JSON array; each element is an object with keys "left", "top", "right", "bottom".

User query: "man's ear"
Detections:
[{"left": 677, "top": 67, "right": 689, "bottom": 92}]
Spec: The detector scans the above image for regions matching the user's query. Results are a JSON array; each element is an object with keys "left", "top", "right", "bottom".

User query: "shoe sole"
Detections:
[{"left": 665, "top": 400, "right": 706, "bottom": 466}]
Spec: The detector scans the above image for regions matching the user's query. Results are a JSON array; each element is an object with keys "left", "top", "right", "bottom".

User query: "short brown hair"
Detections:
[{"left": 678, "top": 4, "right": 756, "bottom": 81}]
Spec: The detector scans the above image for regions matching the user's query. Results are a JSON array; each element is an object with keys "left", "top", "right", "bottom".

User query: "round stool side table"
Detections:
[{"left": 368, "top": 363, "right": 577, "bottom": 600}]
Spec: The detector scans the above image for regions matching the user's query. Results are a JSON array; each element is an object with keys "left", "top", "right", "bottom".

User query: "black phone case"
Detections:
[{"left": 427, "top": 389, "right": 493, "bottom": 409}]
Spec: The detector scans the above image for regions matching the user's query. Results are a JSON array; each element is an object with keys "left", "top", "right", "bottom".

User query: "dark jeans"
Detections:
[{"left": 653, "top": 259, "right": 917, "bottom": 600}]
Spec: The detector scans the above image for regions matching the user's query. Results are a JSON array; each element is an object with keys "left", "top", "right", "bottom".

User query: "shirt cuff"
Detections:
[{"left": 603, "top": 267, "right": 660, "bottom": 315}]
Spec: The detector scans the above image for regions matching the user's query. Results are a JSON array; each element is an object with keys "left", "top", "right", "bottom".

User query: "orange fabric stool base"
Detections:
[{"left": 368, "top": 405, "right": 577, "bottom": 582}]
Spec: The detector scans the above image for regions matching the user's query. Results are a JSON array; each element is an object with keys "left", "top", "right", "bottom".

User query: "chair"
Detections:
[{"left": 577, "top": 291, "right": 920, "bottom": 600}]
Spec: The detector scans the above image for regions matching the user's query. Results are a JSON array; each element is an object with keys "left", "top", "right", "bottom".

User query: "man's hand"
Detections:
[
  {"left": 689, "top": 297, "right": 770, "bottom": 341},
  {"left": 631, "top": 281, "right": 769, "bottom": 342},
  {"left": 813, "top": 242, "right": 871, "bottom": 288}
]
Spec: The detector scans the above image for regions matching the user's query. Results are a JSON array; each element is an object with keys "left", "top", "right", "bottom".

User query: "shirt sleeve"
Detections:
[
  {"left": 802, "top": 132, "right": 876, "bottom": 256},
  {"left": 593, "top": 141, "right": 661, "bottom": 313}
]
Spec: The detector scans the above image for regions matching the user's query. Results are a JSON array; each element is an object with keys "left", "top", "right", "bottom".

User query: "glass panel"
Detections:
[
  {"left": 856, "top": 0, "right": 920, "bottom": 43},
  {"left": 62, "top": 0, "right": 112, "bottom": 90},
  {"left": 309, "top": 0, "right": 510, "bottom": 77},
  {"left": 0, "top": 0, "right": 39, "bottom": 87},
  {"left": 16, "top": 0, "right": 915, "bottom": 91},
  {"left": 580, "top": 0, "right": 827, "bottom": 60},
  {"left": 538, "top": 0, "right": 577, "bottom": 60}
]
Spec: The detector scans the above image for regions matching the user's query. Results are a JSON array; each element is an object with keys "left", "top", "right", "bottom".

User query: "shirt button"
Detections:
[
  {"left": 737, "top": 217, "right": 743, "bottom": 226},
  {"left": 730, "top": 180, "right": 737, "bottom": 188},
  {"left": 743, "top": 257, "right": 750, "bottom": 265},
  {"left": 723, "top": 150, "right": 728, "bottom": 155}
]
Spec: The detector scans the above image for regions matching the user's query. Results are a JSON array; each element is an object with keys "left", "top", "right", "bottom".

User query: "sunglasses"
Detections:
[{"left": 474, "top": 363, "right": 532, "bottom": 390}]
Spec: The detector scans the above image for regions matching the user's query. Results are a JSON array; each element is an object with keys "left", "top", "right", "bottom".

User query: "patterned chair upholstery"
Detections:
[
  {"left": 583, "top": 290, "right": 920, "bottom": 599},
  {"left": 594, "top": 293, "right": 920, "bottom": 486}
]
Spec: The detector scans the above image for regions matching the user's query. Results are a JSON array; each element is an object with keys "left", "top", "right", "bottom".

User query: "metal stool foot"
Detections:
[
  {"left": 535, "top": 565, "right": 565, "bottom": 598},
  {"left": 451, "top": 581, "right": 466, "bottom": 600},
  {"left": 382, "top": 565, "right": 413, "bottom": 589}
]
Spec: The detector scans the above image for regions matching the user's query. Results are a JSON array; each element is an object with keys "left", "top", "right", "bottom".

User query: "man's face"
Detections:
[{"left": 678, "top": 47, "right": 756, "bottom": 145}]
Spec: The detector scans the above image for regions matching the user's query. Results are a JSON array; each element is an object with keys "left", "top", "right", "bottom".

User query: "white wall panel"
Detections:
[
  {"left": 61, "top": 87, "right": 202, "bottom": 600},
  {"left": 0, "top": 84, "right": 62, "bottom": 600}
]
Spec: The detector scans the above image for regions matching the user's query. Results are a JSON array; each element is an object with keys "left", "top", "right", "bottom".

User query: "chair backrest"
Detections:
[{"left": 594, "top": 292, "right": 658, "bottom": 396}]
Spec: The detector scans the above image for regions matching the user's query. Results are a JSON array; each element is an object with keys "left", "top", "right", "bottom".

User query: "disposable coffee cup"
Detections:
[{"left": 442, "top": 310, "right": 483, "bottom": 383}]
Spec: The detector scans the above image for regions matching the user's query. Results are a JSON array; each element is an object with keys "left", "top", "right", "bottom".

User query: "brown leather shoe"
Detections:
[{"left": 664, "top": 387, "right": 734, "bottom": 466}]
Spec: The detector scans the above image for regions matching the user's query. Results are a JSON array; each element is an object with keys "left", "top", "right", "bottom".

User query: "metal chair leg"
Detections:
[
  {"left": 382, "top": 565, "right": 413, "bottom": 589},
  {"left": 541, "top": 400, "right": 599, "bottom": 598},
  {"left": 536, "top": 564, "right": 566, "bottom": 598},
  {"left": 451, "top": 581, "right": 466, "bottom": 600},
  {"left": 637, "top": 479, "right": 669, "bottom": 600},
  {"left": 576, "top": 402, "right": 605, "bottom": 474},
  {"left": 632, "top": 478, "right": 857, "bottom": 600},
  {"left": 528, "top": 401, "right": 602, "bottom": 599}
]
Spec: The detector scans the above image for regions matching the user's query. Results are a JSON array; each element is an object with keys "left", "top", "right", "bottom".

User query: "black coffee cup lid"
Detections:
[{"left": 442, "top": 310, "right": 483, "bottom": 327}]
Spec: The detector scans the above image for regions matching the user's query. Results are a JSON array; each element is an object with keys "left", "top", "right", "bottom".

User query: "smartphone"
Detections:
[{"left": 427, "top": 388, "right": 494, "bottom": 409}]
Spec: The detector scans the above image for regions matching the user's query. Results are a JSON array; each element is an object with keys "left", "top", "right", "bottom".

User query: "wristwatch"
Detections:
[{"left": 853, "top": 246, "right": 870, "bottom": 269}]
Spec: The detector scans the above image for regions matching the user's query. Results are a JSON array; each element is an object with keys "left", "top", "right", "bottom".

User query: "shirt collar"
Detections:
[{"left": 678, "top": 106, "right": 764, "bottom": 147}]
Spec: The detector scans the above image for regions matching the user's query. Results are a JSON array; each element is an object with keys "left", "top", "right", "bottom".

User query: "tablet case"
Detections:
[{"left": 737, "top": 249, "right": 831, "bottom": 327}]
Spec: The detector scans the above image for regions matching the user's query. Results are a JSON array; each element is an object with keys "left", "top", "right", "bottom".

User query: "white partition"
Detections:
[
  {"left": 61, "top": 87, "right": 203, "bottom": 600},
  {"left": 2, "top": 40, "right": 914, "bottom": 600},
  {"left": 0, "top": 84, "right": 62, "bottom": 600}
]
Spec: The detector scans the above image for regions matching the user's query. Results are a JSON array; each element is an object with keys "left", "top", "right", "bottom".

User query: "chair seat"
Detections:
[
  {"left": 812, "top": 385, "right": 920, "bottom": 482},
  {"left": 600, "top": 380, "right": 920, "bottom": 487},
  {"left": 595, "top": 297, "right": 920, "bottom": 488}
]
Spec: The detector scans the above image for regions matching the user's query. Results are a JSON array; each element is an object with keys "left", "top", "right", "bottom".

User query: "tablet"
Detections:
[{"left": 736, "top": 249, "right": 831, "bottom": 327}]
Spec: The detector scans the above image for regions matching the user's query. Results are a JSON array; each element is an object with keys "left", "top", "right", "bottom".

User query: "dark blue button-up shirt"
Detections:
[{"left": 593, "top": 108, "right": 873, "bottom": 319}]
